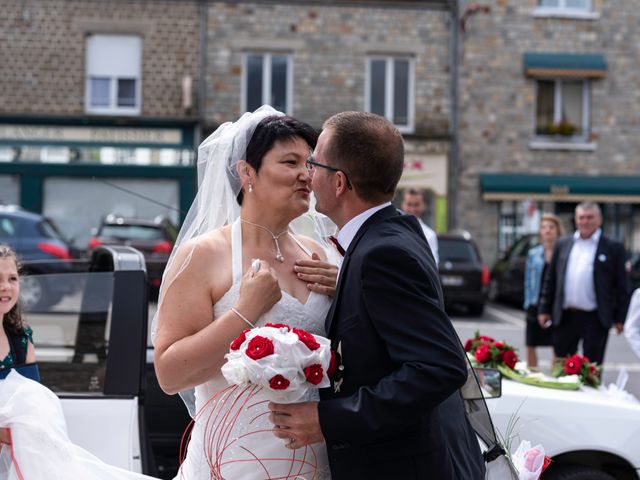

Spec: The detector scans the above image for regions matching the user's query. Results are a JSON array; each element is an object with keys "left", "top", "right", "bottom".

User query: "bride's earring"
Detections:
[{"left": 248, "top": 183, "right": 253, "bottom": 193}]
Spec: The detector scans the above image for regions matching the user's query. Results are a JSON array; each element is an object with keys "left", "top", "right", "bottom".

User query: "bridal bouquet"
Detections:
[{"left": 221, "top": 323, "right": 334, "bottom": 403}]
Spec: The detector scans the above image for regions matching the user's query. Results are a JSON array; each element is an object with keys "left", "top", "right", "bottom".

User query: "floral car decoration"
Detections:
[
  {"left": 222, "top": 323, "right": 333, "bottom": 403},
  {"left": 552, "top": 354, "right": 601, "bottom": 388},
  {"left": 464, "top": 332, "right": 519, "bottom": 370},
  {"left": 464, "top": 332, "right": 584, "bottom": 391}
]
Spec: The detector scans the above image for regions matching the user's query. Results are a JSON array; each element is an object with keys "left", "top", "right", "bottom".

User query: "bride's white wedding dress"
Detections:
[
  {"left": 176, "top": 219, "right": 332, "bottom": 480},
  {"left": 0, "top": 370, "right": 157, "bottom": 480}
]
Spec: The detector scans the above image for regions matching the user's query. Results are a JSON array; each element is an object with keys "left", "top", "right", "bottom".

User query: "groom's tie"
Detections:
[{"left": 328, "top": 235, "right": 345, "bottom": 257}]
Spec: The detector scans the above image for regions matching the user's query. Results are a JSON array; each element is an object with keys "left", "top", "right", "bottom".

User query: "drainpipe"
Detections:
[
  {"left": 448, "top": 0, "right": 460, "bottom": 231},
  {"left": 197, "top": 0, "right": 208, "bottom": 147}
]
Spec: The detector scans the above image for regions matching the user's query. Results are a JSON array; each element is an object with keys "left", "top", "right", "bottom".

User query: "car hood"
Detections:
[{"left": 487, "top": 379, "right": 640, "bottom": 467}]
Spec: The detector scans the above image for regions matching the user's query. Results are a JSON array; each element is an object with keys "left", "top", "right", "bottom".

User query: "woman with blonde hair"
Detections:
[{"left": 523, "top": 213, "right": 564, "bottom": 369}]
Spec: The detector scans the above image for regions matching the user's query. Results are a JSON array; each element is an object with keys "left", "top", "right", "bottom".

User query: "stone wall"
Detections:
[
  {"left": 203, "top": 1, "right": 452, "bottom": 132},
  {"left": 0, "top": 0, "right": 200, "bottom": 117},
  {"left": 457, "top": 0, "right": 640, "bottom": 262}
]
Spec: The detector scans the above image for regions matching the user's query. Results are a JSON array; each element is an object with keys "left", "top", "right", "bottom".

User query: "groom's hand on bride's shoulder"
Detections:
[
  {"left": 268, "top": 401, "right": 324, "bottom": 449},
  {"left": 294, "top": 253, "right": 338, "bottom": 297}
]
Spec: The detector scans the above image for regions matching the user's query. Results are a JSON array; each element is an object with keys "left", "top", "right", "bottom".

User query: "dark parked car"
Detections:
[
  {"left": 87, "top": 214, "right": 177, "bottom": 292},
  {"left": 437, "top": 231, "right": 489, "bottom": 315},
  {"left": 488, "top": 234, "right": 540, "bottom": 307},
  {"left": 0, "top": 205, "right": 75, "bottom": 309}
]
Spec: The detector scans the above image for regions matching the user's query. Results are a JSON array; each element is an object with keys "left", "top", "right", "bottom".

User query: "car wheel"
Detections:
[
  {"left": 467, "top": 302, "right": 485, "bottom": 316},
  {"left": 20, "top": 275, "right": 61, "bottom": 311},
  {"left": 488, "top": 278, "right": 500, "bottom": 302},
  {"left": 545, "top": 465, "right": 616, "bottom": 480}
]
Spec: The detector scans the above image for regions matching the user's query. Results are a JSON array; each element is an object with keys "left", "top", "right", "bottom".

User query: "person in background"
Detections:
[
  {"left": 0, "top": 245, "right": 36, "bottom": 446},
  {"left": 401, "top": 188, "right": 439, "bottom": 264},
  {"left": 624, "top": 288, "right": 640, "bottom": 359},
  {"left": 523, "top": 214, "right": 564, "bottom": 369},
  {"left": 539, "top": 202, "right": 629, "bottom": 366}
]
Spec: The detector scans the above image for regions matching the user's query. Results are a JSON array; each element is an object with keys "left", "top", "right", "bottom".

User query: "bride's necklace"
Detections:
[{"left": 241, "top": 219, "right": 289, "bottom": 263}]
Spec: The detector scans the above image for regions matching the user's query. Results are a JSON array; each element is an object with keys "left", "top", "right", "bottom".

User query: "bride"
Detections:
[{"left": 153, "top": 106, "right": 339, "bottom": 480}]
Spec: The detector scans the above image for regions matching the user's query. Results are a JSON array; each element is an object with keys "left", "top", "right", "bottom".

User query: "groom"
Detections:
[{"left": 269, "top": 112, "right": 485, "bottom": 479}]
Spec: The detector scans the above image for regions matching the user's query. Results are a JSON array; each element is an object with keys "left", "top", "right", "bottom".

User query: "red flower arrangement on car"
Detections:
[{"left": 464, "top": 331, "right": 519, "bottom": 370}]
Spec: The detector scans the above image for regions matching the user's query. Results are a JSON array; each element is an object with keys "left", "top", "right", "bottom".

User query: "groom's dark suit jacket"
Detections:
[{"left": 318, "top": 205, "right": 485, "bottom": 480}]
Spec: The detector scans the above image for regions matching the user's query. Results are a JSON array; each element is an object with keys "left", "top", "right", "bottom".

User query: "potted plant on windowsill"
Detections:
[{"left": 544, "top": 120, "right": 578, "bottom": 137}]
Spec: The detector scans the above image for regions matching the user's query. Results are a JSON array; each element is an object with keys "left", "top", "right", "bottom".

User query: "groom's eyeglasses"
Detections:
[{"left": 306, "top": 156, "right": 353, "bottom": 190}]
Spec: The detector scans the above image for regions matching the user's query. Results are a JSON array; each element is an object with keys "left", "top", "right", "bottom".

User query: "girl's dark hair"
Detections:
[
  {"left": 0, "top": 245, "right": 24, "bottom": 334},
  {"left": 237, "top": 115, "right": 318, "bottom": 205}
]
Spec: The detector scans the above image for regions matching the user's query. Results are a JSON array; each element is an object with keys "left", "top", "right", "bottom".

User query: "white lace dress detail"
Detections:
[{"left": 176, "top": 220, "right": 333, "bottom": 480}]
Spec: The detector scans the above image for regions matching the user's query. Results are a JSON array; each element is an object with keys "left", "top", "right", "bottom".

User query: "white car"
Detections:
[{"left": 487, "top": 377, "right": 640, "bottom": 479}]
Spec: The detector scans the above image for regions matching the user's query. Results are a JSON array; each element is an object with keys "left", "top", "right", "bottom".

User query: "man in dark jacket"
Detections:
[
  {"left": 269, "top": 112, "right": 485, "bottom": 480},
  {"left": 539, "top": 202, "right": 629, "bottom": 364}
]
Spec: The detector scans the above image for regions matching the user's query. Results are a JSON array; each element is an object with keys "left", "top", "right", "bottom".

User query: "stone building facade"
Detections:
[
  {"left": 457, "top": 0, "right": 640, "bottom": 261},
  {"left": 202, "top": 0, "right": 454, "bottom": 231},
  {"left": 0, "top": 0, "right": 201, "bottom": 246},
  {"left": 1, "top": 0, "right": 200, "bottom": 117}
]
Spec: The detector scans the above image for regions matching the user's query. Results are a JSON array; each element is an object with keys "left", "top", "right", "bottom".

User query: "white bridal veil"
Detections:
[{"left": 152, "top": 105, "right": 338, "bottom": 416}]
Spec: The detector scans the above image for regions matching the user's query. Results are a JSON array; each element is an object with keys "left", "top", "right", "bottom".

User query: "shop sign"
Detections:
[{"left": 0, "top": 125, "right": 182, "bottom": 146}]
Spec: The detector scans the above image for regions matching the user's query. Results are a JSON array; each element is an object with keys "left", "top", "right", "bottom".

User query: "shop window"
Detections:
[
  {"left": 535, "top": 79, "right": 589, "bottom": 142},
  {"left": 85, "top": 35, "right": 142, "bottom": 115},
  {"left": 243, "top": 53, "right": 291, "bottom": 114},
  {"left": 366, "top": 56, "right": 415, "bottom": 133}
]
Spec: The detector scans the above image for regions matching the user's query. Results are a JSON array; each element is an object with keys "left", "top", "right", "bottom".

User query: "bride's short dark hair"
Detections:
[{"left": 237, "top": 115, "right": 318, "bottom": 205}]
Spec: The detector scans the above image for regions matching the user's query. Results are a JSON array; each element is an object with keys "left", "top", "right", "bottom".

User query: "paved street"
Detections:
[{"left": 450, "top": 301, "right": 640, "bottom": 399}]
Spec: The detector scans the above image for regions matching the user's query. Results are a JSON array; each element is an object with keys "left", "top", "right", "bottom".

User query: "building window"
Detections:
[
  {"left": 538, "top": 0, "right": 590, "bottom": 11},
  {"left": 85, "top": 35, "right": 142, "bottom": 115},
  {"left": 366, "top": 57, "right": 415, "bottom": 133},
  {"left": 243, "top": 53, "right": 292, "bottom": 114},
  {"left": 535, "top": 79, "right": 589, "bottom": 141}
]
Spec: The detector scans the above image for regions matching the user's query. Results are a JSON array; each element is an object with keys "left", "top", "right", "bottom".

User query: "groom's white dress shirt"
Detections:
[{"left": 337, "top": 202, "right": 391, "bottom": 253}]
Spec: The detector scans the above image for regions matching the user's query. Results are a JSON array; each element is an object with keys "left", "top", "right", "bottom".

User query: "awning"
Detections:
[
  {"left": 480, "top": 174, "right": 640, "bottom": 203},
  {"left": 523, "top": 52, "right": 607, "bottom": 78}
]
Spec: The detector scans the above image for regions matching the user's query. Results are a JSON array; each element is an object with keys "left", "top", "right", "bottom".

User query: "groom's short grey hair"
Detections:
[{"left": 323, "top": 111, "right": 404, "bottom": 203}]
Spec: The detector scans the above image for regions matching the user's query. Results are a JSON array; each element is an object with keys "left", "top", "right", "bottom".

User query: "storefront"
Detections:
[
  {"left": 0, "top": 116, "right": 197, "bottom": 249},
  {"left": 480, "top": 173, "right": 640, "bottom": 255}
]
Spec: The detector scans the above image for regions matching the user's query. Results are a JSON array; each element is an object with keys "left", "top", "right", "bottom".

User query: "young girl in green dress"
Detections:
[{"left": 0, "top": 245, "right": 36, "bottom": 445}]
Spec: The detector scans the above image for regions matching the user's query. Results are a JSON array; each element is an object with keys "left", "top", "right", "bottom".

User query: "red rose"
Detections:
[
  {"left": 245, "top": 336, "right": 274, "bottom": 360},
  {"left": 327, "top": 351, "right": 338, "bottom": 377},
  {"left": 474, "top": 344, "right": 492, "bottom": 363},
  {"left": 293, "top": 328, "right": 320, "bottom": 351},
  {"left": 265, "top": 323, "right": 290, "bottom": 331},
  {"left": 230, "top": 329, "right": 250, "bottom": 351},
  {"left": 542, "top": 455, "right": 552, "bottom": 473},
  {"left": 493, "top": 341, "right": 504, "bottom": 349},
  {"left": 464, "top": 339, "right": 474, "bottom": 352},
  {"left": 501, "top": 350, "right": 518, "bottom": 369},
  {"left": 589, "top": 364, "right": 599, "bottom": 375},
  {"left": 564, "top": 355, "right": 582, "bottom": 375},
  {"left": 304, "top": 364, "right": 324, "bottom": 385},
  {"left": 478, "top": 335, "right": 495, "bottom": 342},
  {"left": 269, "top": 374, "right": 290, "bottom": 390}
]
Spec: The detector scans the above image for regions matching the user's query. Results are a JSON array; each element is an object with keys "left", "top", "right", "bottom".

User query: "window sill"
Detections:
[
  {"left": 85, "top": 107, "right": 141, "bottom": 116},
  {"left": 532, "top": 8, "right": 600, "bottom": 20},
  {"left": 529, "top": 140, "right": 597, "bottom": 151}
]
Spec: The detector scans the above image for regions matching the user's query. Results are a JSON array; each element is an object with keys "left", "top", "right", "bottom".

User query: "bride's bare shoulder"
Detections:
[{"left": 166, "top": 226, "right": 232, "bottom": 276}]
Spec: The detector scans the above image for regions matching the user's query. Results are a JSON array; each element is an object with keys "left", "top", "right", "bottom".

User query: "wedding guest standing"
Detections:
[
  {"left": 401, "top": 188, "right": 438, "bottom": 264},
  {"left": 523, "top": 214, "right": 563, "bottom": 369},
  {"left": 539, "top": 202, "right": 629, "bottom": 365},
  {"left": 0, "top": 245, "right": 36, "bottom": 445}
]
